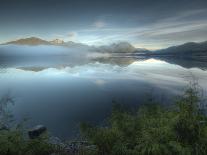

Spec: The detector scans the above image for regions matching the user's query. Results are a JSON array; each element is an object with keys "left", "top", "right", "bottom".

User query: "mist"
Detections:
[{"left": 0, "top": 45, "right": 110, "bottom": 68}]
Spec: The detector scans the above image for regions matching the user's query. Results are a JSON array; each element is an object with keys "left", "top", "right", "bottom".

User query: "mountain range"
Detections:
[
  {"left": 2, "top": 37, "right": 144, "bottom": 53},
  {"left": 3, "top": 37, "right": 88, "bottom": 48},
  {"left": 2, "top": 37, "right": 207, "bottom": 56},
  {"left": 154, "top": 41, "right": 207, "bottom": 56}
]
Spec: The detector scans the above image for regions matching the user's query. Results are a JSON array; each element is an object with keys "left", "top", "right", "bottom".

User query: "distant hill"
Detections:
[
  {"left": 154, "top": 41, "right": 207, "bottom": 56},
  {"left": 95, "top": 42, "right": 143, "bottom": 53},
  {"left": 3, "top": 37, "right": 91, "bottom": 48},
  {"left": 2, "top": 38, "right": 144, "bottom": 53},
  {"left": 5, "top": 37, "right": 52, "bottom": 45},
  {"left": 50, "top": 39, "right": 64, "bottom": 45},
  {"left": 62, "top": 41, "right": 90, "bottom": 48},
  {"left": 4, "top": 37, "right": 206, "bottom": 56}
]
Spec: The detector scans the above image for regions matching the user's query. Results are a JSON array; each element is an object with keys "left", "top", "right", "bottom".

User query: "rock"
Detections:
[
  {"left": 28, "top": 125, "right": 47, "bottom": 139},
  {"left": 0, "top": 125, "right": 9, "bottom": 131},
  {"left": 49, "top": 136, "right": 66, "bottom": 148}
]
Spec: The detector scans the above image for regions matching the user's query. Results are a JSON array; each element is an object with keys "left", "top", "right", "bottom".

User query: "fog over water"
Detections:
[{"left": 1, "top": 45, "right": 207, "bottom": 139}]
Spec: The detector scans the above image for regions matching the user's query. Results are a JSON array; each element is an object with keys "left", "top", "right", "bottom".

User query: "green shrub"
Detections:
[
  {"left": 0, "top": 129, "right": 54, "bottom": 155},
  {"left": 80, "top": 86, "right": 207, "bottom": 155},
  {"left": 0, "top": 94, "right": 55, "bottom": 155}
]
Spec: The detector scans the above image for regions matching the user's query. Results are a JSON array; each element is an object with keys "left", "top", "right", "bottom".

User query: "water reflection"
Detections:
[
  {"left": 155, "top": 56, "right": 207, "bottom": 70},
  {"left": 1, "top": 54, "right": 207, "bottom": 71},
  {"left": 0, "top": 55, "right": 207, "bottom": 139}
]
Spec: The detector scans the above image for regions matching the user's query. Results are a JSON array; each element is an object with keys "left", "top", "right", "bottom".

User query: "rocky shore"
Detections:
[{"left": 28, "top": 125, "right": 96, "bottom": 155}]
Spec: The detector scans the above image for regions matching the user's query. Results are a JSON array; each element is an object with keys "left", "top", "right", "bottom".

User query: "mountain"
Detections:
[
  {"left": 5, "top": 37, "right": 51, "bottom": 45},
  {"left": 96, "top": 42, "right": 137, "bottom": 53},
  {"left": 3, "top": 38, "right": 138, "bottom": 53},
  {"left": 155, "top": 41, "right": 207, "bottom": 56},
  {"left": 49, "top": 39, "right": 90, "bottom": 48},
  {"left": 3, "top": 37, "right": 207, "bottom": 56},
  {"left": 3, "top": 37, "right": 90, "bottom": 48},
  {"left": 63, "top": 41, "right": 90, "bottom": 48},
  {"left": 50, "top": 39, "right": 64, "bottom": 45}
]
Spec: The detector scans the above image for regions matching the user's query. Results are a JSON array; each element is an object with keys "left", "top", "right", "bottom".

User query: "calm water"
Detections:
[{"left": 1, "top": 51, "right": 207, "bottom": 139}]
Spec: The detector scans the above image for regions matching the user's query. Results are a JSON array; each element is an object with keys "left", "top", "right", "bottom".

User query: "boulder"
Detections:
[
  {"left": 49, "top": 136, "right": 66, "bottom": 148},
  {"left": 28, "top": 125, "right": 47, "bottom": 139}
]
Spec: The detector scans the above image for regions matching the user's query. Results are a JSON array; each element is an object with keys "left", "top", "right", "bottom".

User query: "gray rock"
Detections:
[
  {"left": 49, "top": 136, "right": 66, "bottom": 148},
  {"left": 28, "top": 125, "right": 47, "bottom": 139},
  {"left": 0, "top": 125, "right": 9, "bottom": 131}
]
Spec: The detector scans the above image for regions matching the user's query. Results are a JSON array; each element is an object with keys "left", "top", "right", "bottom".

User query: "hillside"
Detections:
[
  {"left": 154, "top": 41, "right": 207, "bottom": 56},
  {"left": 5, "top": 37, "right": 51, "bottom": 45}
]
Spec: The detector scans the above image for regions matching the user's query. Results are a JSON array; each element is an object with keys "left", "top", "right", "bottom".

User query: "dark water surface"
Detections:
[{"left": 1, "top": 53, "right": 207, "bottom": 139}]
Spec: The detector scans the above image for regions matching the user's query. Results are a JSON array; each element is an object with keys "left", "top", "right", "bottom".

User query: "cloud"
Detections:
[
  {"left": 76, "top": 8, "right": 207, "bottom": 49},
  {"left": 47, "top": 9, "right": 207, "bottom": 49},
  {"left": 93, "top": 21, "right": 106, "bottom": 28},
  {"left": 50, "top": 32, "right": 78, "bottom": 42},
  {"left": 94, "top": 79, "right": 107, "bottom": 86},
  {"left": 67, "top": 32, "right": 77, "bottom": 41}
]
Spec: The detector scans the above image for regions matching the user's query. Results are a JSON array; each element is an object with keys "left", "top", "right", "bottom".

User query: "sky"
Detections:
[{"left": 0, "top": 0, "right": 207, "bottom": 49}]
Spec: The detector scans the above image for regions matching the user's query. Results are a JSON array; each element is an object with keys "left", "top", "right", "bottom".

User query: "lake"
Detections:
[{"left": 0, "top": 53, "right": 207, "bottom": 139}]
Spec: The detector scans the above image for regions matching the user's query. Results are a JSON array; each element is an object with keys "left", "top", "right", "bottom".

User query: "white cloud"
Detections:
[
  {"left": 93, "top": 21, "right": 106, "bottom": 28},
  {"left": 94, "top": 79, "right": 107, "bottom": 86},
  {"left": 66, "top": 32, "right": 77, "bottom": 41},
  {"left": 48, "top": 9, "right": 207, "bottom": 49}
]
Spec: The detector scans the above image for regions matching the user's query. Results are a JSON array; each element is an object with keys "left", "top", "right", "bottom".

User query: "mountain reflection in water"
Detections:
[{"left": 0, "top": 55, "right": 207, "bottom": 139}]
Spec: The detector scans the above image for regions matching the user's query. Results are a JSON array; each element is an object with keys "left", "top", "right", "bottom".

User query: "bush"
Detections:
[
  {"left": 0, "top": 94, "right": 55, "bottom": 155},
  {"left": 80, "top": 86, "right": 207, "bottom": 155},
  {"left": 0, "top": 128, "right": 55, "bottom": 155}
]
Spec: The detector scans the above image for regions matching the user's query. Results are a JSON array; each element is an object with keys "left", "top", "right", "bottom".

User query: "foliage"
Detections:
[
  {"left": 0, "top": 93, "right": 14, "bottom": 129},
  {"left": 0, "top": 94, "right": 55, "bottom": 155},
  {"left": 0, "top": 129, "right": 55, "bottom": 155},
  {"left": 80, "top": 85, "right": 207, "bottom": 155}
]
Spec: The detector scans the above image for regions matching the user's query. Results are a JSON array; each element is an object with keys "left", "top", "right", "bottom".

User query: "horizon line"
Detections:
[{"left": 1, "top": 36, "right": 206, "bottom": 51}]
